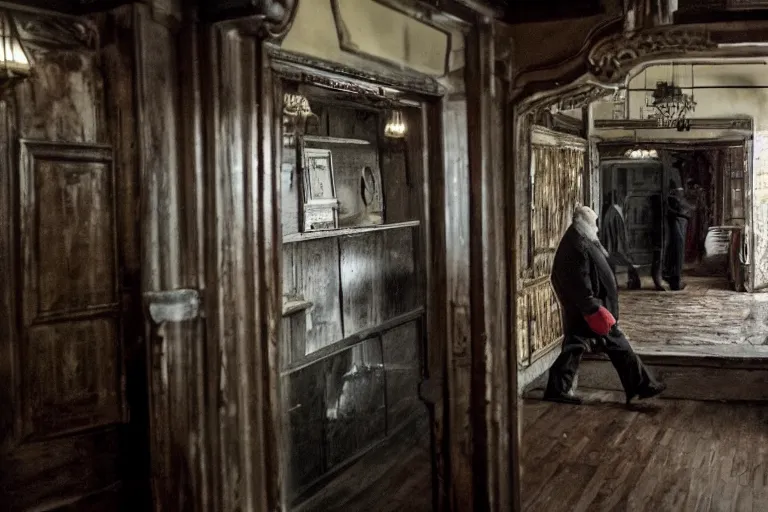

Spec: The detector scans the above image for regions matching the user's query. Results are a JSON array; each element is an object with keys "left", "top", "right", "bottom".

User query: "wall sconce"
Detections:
[
  {"left": 283, "top": 93, "right": 318, "bottom": 147},
  {"left": 283, "top": 93, "right": 314, "bottom": 118},
  {"left": 0, "top": 10, "right": 30, "bottom": 95},
  {"left": 384, "top": 110, "right": 406, "bottom": 138}
]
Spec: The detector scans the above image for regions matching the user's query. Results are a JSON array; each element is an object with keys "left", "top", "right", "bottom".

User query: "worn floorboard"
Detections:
[
  {"left": 619, "top": 274, "right": 768, "bottom": 347},
  {"left": 294, "top": 390, "right": 768, "bottom": 512},
  {"left": 521, "top": 390, "right": 768, "bottom": 512},
  {"left": 292, "top": 412, "right": 433, "bottom": 512}
]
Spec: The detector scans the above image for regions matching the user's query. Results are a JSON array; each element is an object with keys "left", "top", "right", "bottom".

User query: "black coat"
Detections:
[
  {"left": 664, "top": 195, "right": 690, "bottom": 278},
  {"left": 551, "top": 225, "right": 620, "bottom": 337}
]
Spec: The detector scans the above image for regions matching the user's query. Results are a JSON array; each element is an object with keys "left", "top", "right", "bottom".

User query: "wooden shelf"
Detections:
[
  {"left": 302, "top": 135, "right": 372, "bottom": 146},
  {"left": 282, "top": 299, "right": 313, "bottom": 317},
  {"left": 283, "top": 220, "right": 420, "bottom": 243}
]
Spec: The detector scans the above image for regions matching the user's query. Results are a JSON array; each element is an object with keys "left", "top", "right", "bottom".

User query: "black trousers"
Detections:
[
  {"left": 545, "top": 326, "right": 658, "bottom": 399},
  {"left": 607, "top": 252, "right": 640, "bottom": 289},
  {"left": 651, "top": 249, "right": 664, "bottom": 290}
]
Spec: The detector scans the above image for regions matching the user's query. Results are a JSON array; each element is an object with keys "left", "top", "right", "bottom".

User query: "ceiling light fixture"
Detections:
[{"left": 384, "top": 110, "right": 406, "bottom": 139}]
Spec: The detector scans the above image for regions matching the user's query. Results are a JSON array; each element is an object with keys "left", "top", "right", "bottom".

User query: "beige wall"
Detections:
[
  {"left": 281, "top": 0, "right": 456, "bottom": 76},
  {"left": 592, "top": 61, "right": 768, "bottom": 288}
]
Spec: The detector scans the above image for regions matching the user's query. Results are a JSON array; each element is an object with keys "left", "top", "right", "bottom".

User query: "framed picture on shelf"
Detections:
[{"left": 299, "top": 143, "right": 339, "bottom": 231}]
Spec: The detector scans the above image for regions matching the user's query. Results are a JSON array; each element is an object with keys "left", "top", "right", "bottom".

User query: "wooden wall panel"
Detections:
[
  {"left": 324, "top": 337, "right": 386, "bottom": 468},
  {"left": 327, "top": 106, "right": 379, "bottom": 142},
  {"left": 284, "top": 364, "right": 326, "bottom": 492},
  {"left": 382, "top": 320, "right": 422, "bottom": 431},
  {"left": 24, "top": 319, "right": 121, "bottom": 438},
  {"left": 529, "top": 145, "right": 584, "bottom": 279},
  {"left": 32, "top": 157, "right": 116, "bottom": 315},
  {"left": 0, "top": 427, "right": 121, "bottom": 510},
  {"left": 296, "top": 238, "right": 343, "bottom": 354},
  {"left": 339, "top": 228, "right": 417, "bottom": 336},
  {"left": 380, "top": 146, "right": 410, "bottom": 223},
  {"left": 518, "top": 127, "right": 585, "bottom": 362},
  {"left": 282, "top": 145, "right": 300, "bottom": 235}
]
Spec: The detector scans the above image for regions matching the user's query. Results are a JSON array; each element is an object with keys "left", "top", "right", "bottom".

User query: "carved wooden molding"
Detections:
[
  {"left": 587, "top": 28, "right": 718, "bottom": 84},
  {"left": 15, "top": 10, "right": 99, "bottom": 51},
  {"left": 200, "top": 0, "right": 299, "bottom": 40},
  {"left": 531, "top": 124, "right": 587, "bottom": 150},
  {"left": 557, "top": 84, "right": 615, "bottom": 111},
  {"left": 268, "top": 46, "right": 442, "bottom": 96},
  {"left": 594, "top": 117, "right": 754, "bottom": 131}
]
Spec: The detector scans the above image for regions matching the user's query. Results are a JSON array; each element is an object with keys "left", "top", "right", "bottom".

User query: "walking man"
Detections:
[{"left": 544, "top": 206, "right": 666, "bottom": 405}]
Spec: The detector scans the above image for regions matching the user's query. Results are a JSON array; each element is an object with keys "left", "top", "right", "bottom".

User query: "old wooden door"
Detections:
[
  {"left": 601, "top": 160, "right": 664, "bottom": 267},
  {"left": 0, "top": 141, "right": 131, "bottom": 510}
]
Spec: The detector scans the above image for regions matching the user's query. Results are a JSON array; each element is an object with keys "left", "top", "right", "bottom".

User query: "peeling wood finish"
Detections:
[
  {"left": 518, "top": 126, "right": 585, "bottom": 364},
  {"left": 0, "top": 4, "right": 147, "bottom": 510}
]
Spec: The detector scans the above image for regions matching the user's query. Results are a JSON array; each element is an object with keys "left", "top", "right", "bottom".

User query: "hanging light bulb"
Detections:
[{"left": 384, "top": 110, "right": 406, "bottom": 138}]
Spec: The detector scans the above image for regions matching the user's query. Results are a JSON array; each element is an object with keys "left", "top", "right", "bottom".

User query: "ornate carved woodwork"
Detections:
[
  {"left": 515, "top": 126, "right": 586, "bottom": 365},
  {"left": 268, "top": 45, "right": 442, "bottom": 96},
  {"left": 587, "top": 29, "right": 717, "bottom": 84},
  {"left": 594, "top": 117, "right": 754, "bottom": 131},
  {"left": 623, "top": 0, "right": 676, "bottom": 32},
  {"left": 675, "top": 1, "right": 768, "bottom": 23},
  {"left": 557, "top": 84, "right": 615, "bottom": 111},
  {"left": 200, "top": 0, "right": 299, "bottom": 39}
]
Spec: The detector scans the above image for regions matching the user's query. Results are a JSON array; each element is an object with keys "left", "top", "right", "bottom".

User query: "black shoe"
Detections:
[
  {"left": 638, "top": 381, "right": 667, "bottom": 400},
  {"left": 543, "top": 392, "right": 582, "bottom": 405},
  {"left": 626, "top": 382, "right": 667, "bottom": 405},
  {"left": 670, "top": 282, "right": 687, "bottom": 291}
]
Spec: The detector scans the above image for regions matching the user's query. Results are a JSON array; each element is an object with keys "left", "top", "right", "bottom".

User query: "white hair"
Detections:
[
  {"left": 572, "top": 206, "right": 599, "bottom": 241},
  {"left": 571, "top": 205, "right": 608, "bottom": 259}
]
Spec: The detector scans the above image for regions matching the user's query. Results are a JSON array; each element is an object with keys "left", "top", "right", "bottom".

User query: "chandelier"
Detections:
[
  {"left": 650, "top": 81, "right": 696, "bottom": 130},
  {"left": 625, "top": 148, "right": 658, "bottom": 159}
]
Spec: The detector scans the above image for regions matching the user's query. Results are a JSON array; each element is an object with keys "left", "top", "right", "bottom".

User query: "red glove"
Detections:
[{"left": 584, "top": 307, "right": 616, "bottom": 336}]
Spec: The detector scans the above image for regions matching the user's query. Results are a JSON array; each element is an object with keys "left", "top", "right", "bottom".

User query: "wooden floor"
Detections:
[
  {"left": 522, "top": 390, "right": 768, "bottom": 512},
  {"left": 294, "top": 390, "right": 768, "bottom": 512},
  {"left": 292, "top": 413, "right": 432, "bottom": 512},
  {"left": 619, "top": 274, "right": 768, "bottom": 347}
]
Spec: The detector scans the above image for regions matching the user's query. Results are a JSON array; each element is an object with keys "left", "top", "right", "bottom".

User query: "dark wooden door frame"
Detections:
[
  {"left": 266, "top": 17, "right": 521, "bottom": 510},
  {"left": 133, "top": 1, "right": 520, "bottom": 510}
]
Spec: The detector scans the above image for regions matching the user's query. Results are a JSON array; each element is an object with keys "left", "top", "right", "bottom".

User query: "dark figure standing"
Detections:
[
  {"left": 544, "top": 206, "right": 666, "bottom": 406},
  {"left": 663, "top": 182, "right": 690, "bottom": 291},
  {"left": 649, "top": 194, "right": 666, "bottom": 291},
  {"left": 600, "top": 190, "right": 641, "bottom": 290}
]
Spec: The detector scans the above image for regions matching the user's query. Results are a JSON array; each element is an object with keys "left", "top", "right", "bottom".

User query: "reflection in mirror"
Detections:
[
  {"left": 519, "top": 81, "right": 767, "bottom": 509},
  {"left": 280, "top": 83, "right": 432, "bottom": 511}
]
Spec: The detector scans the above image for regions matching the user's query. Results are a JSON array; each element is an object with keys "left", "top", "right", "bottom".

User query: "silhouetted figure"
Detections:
[
  {"left": 600, "top": 190, "right": 641, "bottom": 290},
  {"left": 649, "top": 193, "right": 666, "bottom": 291},
  {"left": 663, "top": 181, "right": 690, "bottom": 291},
  {"left": 544, "top": 206, "right": 666, "bottom": 406},
  {"left": 684, "top": 178, "right": 707, "bottom": 263}
]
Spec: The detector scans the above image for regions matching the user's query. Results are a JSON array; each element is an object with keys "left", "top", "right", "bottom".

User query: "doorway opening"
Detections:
[
  {"left": 517, "top": 55, "right": 768, "bottom": 510},
  {"left": 277, "top": 78, "right": 434, "bottom": 511},
  {"left": 597, "top": 140, "right": 765, "bottom": 352}
]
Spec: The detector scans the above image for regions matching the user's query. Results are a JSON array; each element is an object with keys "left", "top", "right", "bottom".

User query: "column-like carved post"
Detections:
[{"left": 198, "top": 2, "right": 297, "bottom": 510}]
